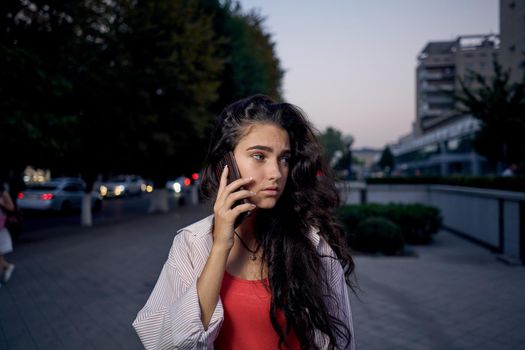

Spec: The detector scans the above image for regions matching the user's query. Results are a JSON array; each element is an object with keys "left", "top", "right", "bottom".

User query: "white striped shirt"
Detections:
[{"left": 132, "top": 215, "right": 355, "bottom": 349}]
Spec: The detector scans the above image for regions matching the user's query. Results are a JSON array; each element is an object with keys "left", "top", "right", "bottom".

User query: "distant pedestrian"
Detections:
[
  {"left": 0, "top": 182, "right": 16, "bottom": 287},
  {"left": 133, "top": 95, "right": 356, "bottom": 349}
]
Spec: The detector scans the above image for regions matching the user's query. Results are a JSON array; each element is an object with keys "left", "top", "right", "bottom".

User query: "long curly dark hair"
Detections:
[{"left": 201, "top": 94, "right": 355, "bottom": 349}]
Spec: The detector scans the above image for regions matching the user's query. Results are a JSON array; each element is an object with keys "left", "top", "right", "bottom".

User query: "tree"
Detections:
[
  {"left": 106, "top": 0, "right": 223, "bottom": 175},
  {"left": 0, "top": 0, "right": 223, "bottom": 219},
  {"left": 0, "top": 0, "right": 116, "bottom": 221},
  {"left": 0, "top": 1, "right": 87, "bottom": 179},
  {"left": 457, "top": 61, "right": 525, "bottom": 172},
  {"left": 201, "top": 0, "right": 284, "bottom": 111},
  {"left": 1, "top": 0, "right": 285, "bottom": 222},
  {"left": 318, "top": 127, "right": 354, "bottom": 177},
  {"left": 113, "top": 0, "right": 225, "bottom": 212},
  {"left": 378, "top": 146, "right": 394, "bottom": 174},
  {"left": 319, "top": 127, "right": 345, "bottom": 163}
]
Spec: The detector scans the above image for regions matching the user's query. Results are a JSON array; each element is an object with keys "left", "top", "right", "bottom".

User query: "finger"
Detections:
[
  {"left": 224, "top": 190, "right": 256, "bottom": 209},
  {"left": 216, "top": 165, "right": 229, "bottom": 204},
  {"left": 229, "top": 202, "right": 257, "bottom": 216},
  {"left": 223, "top": 176, "right": 253, "bottom": 195}
]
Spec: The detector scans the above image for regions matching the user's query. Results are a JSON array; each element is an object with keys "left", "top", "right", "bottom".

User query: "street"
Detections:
[{"left": 18, "top": 192, "right": 185, "bottom": 237}]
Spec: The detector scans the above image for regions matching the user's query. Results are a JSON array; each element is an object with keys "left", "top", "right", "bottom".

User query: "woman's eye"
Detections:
[{"left": 252, "top": 154, "right": 265, "bottom": 161}]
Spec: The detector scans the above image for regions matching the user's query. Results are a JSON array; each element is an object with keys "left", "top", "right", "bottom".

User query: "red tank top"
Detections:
[{"left": 214, "top": 271, "right": 301, "bottom": 350}]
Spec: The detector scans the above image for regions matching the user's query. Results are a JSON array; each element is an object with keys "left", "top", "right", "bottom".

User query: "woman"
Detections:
[
  {"left": 0, "top": 182, "right": 16, "bottom": 287},
  {"left": 133, "top": 95, "right": 355, "bottom": 349}
]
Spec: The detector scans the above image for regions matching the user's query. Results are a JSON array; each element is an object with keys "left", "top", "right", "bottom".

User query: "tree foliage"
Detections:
[
  {"left": 102, "top": 0, "right": 224, "bottom": 185},
  {"left": 318, "top": 127, "right": 353, "bottom": 172},
  {"left": 319, "top": 127, "right": 345, "bottom": 164},
  {"left": 378, "top": 146, "right": 394, "bottom": 173},
  {"left": 0, "top": 0, "right": 284, "bottom": 187},
  {"left": 457, "top": 61, "right": 525, "bottom": 170},
  {"left": 200, "top": 0, "right": 283, "bottom": 110}
]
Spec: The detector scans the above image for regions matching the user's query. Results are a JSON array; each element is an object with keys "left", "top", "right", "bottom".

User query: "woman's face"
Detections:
[{"left": 233, "top": 123, "right": 291, "bottom": 209}]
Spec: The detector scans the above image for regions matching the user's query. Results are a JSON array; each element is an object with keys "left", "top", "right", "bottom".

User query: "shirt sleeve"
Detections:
[
  {"left": 132, "top": 232, "right": 224, "bottom": 349},
  {"left": 318, "top": 237, "right": 356, "bottom": 350}
]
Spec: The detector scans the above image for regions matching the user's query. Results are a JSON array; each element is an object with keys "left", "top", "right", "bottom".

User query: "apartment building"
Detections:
[
  {"left": 386, "top": 0, "right": 525, "bottom": 177},
  {"left": 415, "top": 34, "right": 498, "bottom": 136},
  {"left": 389, "top": 34, "right": 499, "bottom": 176},
  {"left": 500, "top": 0, "right": 525, "bottom": 83}
]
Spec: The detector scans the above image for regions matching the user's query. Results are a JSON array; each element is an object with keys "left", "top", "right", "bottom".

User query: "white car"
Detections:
[
  {"left": 166, "top": 176, "right": 197, "bottom": 205},
  {"left": 17, "top": 178, "right": 102, "bottom": 212},
  {"left": 166, "top": 176, "right": 190, "bottom": 194},
  {"left": 98, "top": 175, "right": 146, "bottom": 198}
]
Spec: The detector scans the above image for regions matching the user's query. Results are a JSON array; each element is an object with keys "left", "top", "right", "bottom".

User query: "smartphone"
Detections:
[{"left": 215, "top": 151, "right": 250, "bottom": 228}]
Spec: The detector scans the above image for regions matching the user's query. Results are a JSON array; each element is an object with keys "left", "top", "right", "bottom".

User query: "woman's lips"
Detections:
[{"left": 260, "top": 188, "right": 279, "bottom": 196}]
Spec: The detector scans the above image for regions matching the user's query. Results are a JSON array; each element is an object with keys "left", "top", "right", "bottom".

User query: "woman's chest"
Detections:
[{"left": 226, "top": 245, "right": 267, "bottom": 280}]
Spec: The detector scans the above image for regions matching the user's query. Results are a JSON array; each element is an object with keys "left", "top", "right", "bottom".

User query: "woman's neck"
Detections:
[{"left": 236, "top": 209, "right": 259, "bottom": 241}]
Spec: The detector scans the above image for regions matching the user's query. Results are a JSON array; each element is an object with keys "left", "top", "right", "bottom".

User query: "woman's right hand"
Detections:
[{"left": 212, "top": 165, "right": 256, "bottom": 250}]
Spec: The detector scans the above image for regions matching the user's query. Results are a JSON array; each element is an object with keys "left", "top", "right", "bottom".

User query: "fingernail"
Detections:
[
  {"left": 224, "top": 165, "right": 228, "bottom": 169},
  {"left": 250, "top": 204, "right": 256, "bottom": 208},
  {"left": 250, "top": 191, "right": 256, "bottom": 195}
]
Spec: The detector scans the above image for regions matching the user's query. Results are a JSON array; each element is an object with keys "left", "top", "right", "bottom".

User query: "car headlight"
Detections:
[
  {"left": 115, "top": 185, "right": 125, "bottom": 196},
  {"left": 100, "top": 185, "right": 108, "bottom": 196},
  {"left": 173, "top": 183, "right": 181, "bottom": 193}
]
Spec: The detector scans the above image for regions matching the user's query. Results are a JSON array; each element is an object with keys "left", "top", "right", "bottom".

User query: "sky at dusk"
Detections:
[{"left": 238, "top": 0, "right": 499, "bottom": 149}]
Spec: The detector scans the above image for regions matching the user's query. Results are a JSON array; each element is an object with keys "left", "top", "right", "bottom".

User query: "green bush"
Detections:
[
  {"left": 338, "top": 203, "right": 442, "bottom": 245},
  {"left": 352, "top": 217, "right": 404, "bottom": 255},
  {"left": 389, "top": 204, "right": 441, "bottom": 244}
]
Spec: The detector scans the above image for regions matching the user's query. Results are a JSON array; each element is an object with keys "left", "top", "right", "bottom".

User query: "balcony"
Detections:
[{"left": 421, "top": 83, "right": 455, "bottom": 92}]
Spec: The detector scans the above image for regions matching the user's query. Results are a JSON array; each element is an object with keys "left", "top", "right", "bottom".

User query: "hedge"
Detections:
[
  {"left": 352, "top": 217, "right": 404, "bottom": 255},
  {"left": 338, "top": 203, "right": 442, "bottom": 246}
]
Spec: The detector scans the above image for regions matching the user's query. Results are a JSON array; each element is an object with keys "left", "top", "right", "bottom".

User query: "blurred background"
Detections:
[
  {"left": 1, "top": 1, "right": 525, "bottom": 349},
  {"left": 1, "top": 0, "right": 523, "bottom": 254}
]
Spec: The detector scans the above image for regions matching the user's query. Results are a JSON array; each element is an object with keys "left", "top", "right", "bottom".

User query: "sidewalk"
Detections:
[
  {"left": 1, "top": 204, "right": 524, "bottom": 349},
  {"left": 350, "top": 232, "right": 525, "bottom": 350},
  {"left": 0, "top": 203, "right": 210, "bottom": 350}
]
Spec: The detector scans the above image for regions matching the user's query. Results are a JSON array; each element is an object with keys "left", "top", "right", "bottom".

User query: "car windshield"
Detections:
[{"left": 26, "top": 184, "right": 58, "bottom": 191}]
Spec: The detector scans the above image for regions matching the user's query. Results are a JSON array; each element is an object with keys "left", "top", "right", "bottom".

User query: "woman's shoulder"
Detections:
[
  {"left": 164, "top": 215, "right": 214, "bottom": 272},
  {"left": 308, "top": 226, "right": 336, "bottom": 256},
  {"left": 173, "top": 214, "right": 214, "bottom": 246},
  {"left": 307, "top": 226, "right": 321, "bottom": 246}
]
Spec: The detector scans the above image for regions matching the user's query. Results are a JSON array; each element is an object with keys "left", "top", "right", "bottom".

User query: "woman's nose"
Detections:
[{"left": 267, "top": 160, "right": 283, "bottom": 180}]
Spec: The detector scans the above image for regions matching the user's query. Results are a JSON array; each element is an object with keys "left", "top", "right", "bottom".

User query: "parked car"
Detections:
[
  {"left": 98, "top": 175, "right": 146, "bottom": 198},
  {"left": 17, "top": 177, "right": 102, "bottom": 212}
]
